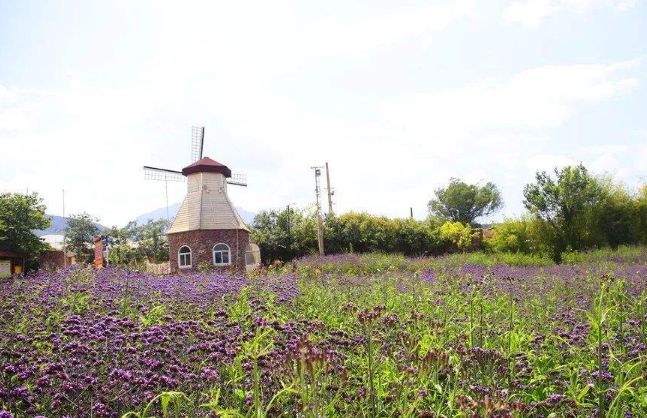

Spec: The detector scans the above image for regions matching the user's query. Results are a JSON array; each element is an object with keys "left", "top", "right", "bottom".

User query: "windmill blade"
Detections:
[
  {"left": 143, "top": 166, "right": 185, "bottom": 182},
  {"left": 191, "top": 126, "right": 205, "bottom": 162},
  {"left": 227, "top": 173, "right": 247, "bottom": 187}
]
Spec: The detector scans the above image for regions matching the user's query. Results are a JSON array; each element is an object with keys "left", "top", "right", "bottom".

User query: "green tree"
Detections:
[
  {"left": 103, "top": 219, "right": 169, "bottom": 267},
  {"left": 0, "top": 192, "right": 51, "bottom": 269},
  {"left": 252, "top": 207, "right": 314, "bottom": 263},
  {"left": 105, "top": 222, "right": 138, "bottom": 266},
  {"left": 635, "top": 184, "right": 647, "bottom": 244},
  {"left": 66, "top": 213, "right": 100, "bottom": 264},
  {"left": 586, "top": 179, "right": 636, "bottom": 249},
  {"left": 428, "top": 179, "right": 503, "bottom": 225},
  {"left": 523, "top": 164, "right": 604, "bottom": 261},
  {"left": 133, "top": 219, "right": 169, "bottom": 263}
]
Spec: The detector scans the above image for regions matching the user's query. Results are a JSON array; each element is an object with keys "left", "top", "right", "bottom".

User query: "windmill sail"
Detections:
[
  {"left": 143, "top": 166, "right": 185, "bottom": 182},
  {"left": 228, "top": 173, "right": 247, "bottom": 187},
  {"left": 190, "top": 126, "right": 205, "bottom": 163}
]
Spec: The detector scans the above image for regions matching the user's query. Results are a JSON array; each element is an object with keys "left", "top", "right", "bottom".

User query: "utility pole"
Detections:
[
  {"left": 62, "top": 189, "right": 66, "bottom": 269},
  {"left": 311, "top": 166, "right": 325, "bottom": 256},
  {"left": 410, "top": 207, "right": 413, "bottom": 219},
  {"left": 325, "top": 162, "right": 334, "bottom": 215}
]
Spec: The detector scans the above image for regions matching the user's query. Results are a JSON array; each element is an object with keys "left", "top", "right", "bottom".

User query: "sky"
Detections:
[{"left": 0, "top": 0, "right": 646, "bottom": 226}]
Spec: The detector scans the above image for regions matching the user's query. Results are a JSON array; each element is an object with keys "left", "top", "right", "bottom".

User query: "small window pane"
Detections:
[
  {"left": 179, "top": 253, "right": 191, "bottom": 267},
  {"left": 178, "top": 245, "right": 191, "bottom": 268}
]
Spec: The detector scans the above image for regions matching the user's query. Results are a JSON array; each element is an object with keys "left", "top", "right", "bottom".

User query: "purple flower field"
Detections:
[{"left": 1, "top": 255, "right": 647, "bottom": 417}]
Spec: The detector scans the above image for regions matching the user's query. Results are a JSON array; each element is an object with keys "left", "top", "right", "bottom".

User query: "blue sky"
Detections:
[{"left": 1, "top": 0, "right": 646, "bottom": 226}]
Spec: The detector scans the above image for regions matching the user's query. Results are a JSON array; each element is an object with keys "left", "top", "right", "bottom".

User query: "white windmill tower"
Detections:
[
  {"left": 144, "top": 127, "right": 247, "bottom": 220},
  {"left": 143, "top": 126, "right": 260, "bottom": 272}
]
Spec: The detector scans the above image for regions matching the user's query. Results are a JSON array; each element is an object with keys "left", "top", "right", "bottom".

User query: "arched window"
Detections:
[
  {"left": 213, "top": 243, "right": 231, "bottom": 266},
  {"left": 178, "top": 246, "right": 192, "bottom": 268}
]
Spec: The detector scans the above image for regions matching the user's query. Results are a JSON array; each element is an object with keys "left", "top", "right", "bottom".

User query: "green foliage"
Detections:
[
  {"left": 561, "top": 245, "right": 647, "bottom": 265},
  {"left": 484, "top": 217, "right": 544, "bottom": 254},
  {"left": 253, "top": 165, "right": 647, "bottom": 266},
  {"left": 523, "top": 164, "right": 604, "bottom": 261},
  {"left": 521, "top": 165, "right": 647, "bottom": 261},
  {"left": 634, "top": 185, "right": 647, "bottom": 244},
  {"left": 428, "top": 178, "right": 503, "bottom": 225},
  {"left": 438, "top": 221, "right": 474, "bottom": 251},
  {"left": 442, "top": 250, "right": 553, "bottom": 267},
  {"left": 106, "top": 222, "right": 139, "bottom": 266},
  {"left": 252, "top": 209, "right": 446, "bottom": 264},
  {"left": 324, "top": 212, "right": 443, "bottom": 255},
  {"left": 134, "top": 219, "right": 170, "bottom": 262},
  {"left": 251, "top": 206, "right": 315, "bottom": 263},
  {"left": 589, "top": 178, "right": 637, "bottom": 249},
  {"left": 0, "top": 192, "right": 51, "bottom": 268},
  {"left": 106, "top": 219, "right": 169, "bottom": 267},
  {"left": 65, "top": 212, "right": 100, "bottom": 264},
  {"left": 122, "top": 391, "right": 190, "bottom": 418}
]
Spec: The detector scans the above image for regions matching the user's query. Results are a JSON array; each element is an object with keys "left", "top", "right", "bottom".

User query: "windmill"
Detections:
[{"left": 144, "top": 126, "right": 247, "bottom": 221}]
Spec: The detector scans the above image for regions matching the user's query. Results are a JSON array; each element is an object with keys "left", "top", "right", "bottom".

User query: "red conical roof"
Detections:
[{"left": 182, "top": 157, "right": 232, "bottom": 177}]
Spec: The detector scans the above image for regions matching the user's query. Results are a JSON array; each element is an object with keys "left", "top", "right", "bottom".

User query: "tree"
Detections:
[
  {"left": 428, "top": 179, "right": 502, "bottom": 225},
  {"left": 586, "top": 178, "right": 636, "bottom": 249},
  {"left": 251, "top": 207, "right": 313, "bottom": 263},
  {"left": 66, "top": 213, "right": 100, "bottom": 264},
  {"left": 523, "top": 164, "right": 604, "bottom": 261},
  {"left": 0, "top": 192, "right": 51, "bottom": 268},
  {"left": 635, "top": 184, "right": 647, "bottom": 245},
  {"left": 104, "top": 220, "right": 169, "bottom": 266},
  {"left": 133, "top": 219, "right": 169, "bottom": 263},
  {"left": 105, "top": 222, "right": 139, "bottom": 266}
]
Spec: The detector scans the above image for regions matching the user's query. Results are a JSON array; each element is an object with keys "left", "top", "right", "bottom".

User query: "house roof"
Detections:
[{"left": 182, "top": 157, "right": 232, "bottom": 177}]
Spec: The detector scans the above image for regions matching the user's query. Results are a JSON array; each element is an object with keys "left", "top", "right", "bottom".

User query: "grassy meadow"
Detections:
[{"left": 1, "top": 251, "right": 647, "bottom": 417}]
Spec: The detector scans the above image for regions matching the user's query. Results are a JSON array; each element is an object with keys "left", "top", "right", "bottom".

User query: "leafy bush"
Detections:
[
  {"left": 252, "top": 210, "right": 446, "bottom": 264},
  {"left": 483, "top": 217, "right": 543, "bottom": 254},
  {"left": 439, "top": 221, "right": 474, "bottom": 251}
]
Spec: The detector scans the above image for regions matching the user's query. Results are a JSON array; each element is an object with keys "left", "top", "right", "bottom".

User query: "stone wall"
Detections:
[{"left": 168, "top": 229, "right": 250, "bottom": 273}]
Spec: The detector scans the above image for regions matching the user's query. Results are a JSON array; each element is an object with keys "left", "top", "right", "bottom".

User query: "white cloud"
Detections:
[
  {"left": 503, "top": 0, "right": 636, "bottom": 27},
  {"left": 318, "top": 1, "right": 476, "bottom": 54},
  {"left": 379, "top": 61, "right": 638, "bottom": 150},
  {"left": 373, "top": 61, "right": 640, "bottom": 217},
  {"left": 526, "top": 153, "right": 576, "bottom": 174}
]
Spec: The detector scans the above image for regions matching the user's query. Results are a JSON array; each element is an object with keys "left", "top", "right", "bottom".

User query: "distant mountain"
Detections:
[
  {"left": 134, "top": 203, "right": 256, "bottom": 226},
  {"left": 134, "top": 203, "right": 182, "bottom": 226},
  {"left": 35, "top": 215, "right": 106, "bottom": 237}
]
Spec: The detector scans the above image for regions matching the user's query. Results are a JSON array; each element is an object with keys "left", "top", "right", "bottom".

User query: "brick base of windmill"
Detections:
[{"left": 168, "top": 229, "right": 250, "bottom": 272}]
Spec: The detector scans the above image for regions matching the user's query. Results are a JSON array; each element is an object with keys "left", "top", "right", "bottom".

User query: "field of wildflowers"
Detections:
[{"left": 1, "top": 252, "right": 647, "bottom": 417}]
